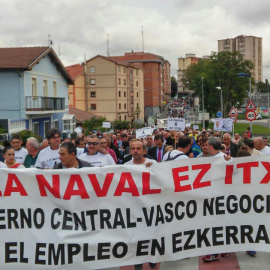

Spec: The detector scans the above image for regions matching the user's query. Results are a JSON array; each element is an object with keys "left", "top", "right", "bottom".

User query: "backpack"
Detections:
[{"left": 164, "top": 150, "right": 185, "bottom": 162}]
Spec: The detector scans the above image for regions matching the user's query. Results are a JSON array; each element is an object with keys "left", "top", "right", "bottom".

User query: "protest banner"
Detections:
[
  {"left": 167, "top": 118, "right": 185, "bottom": 131},
  {"left": 0, "top": 156, "right": 270, "bottom": 269},
  {"left": 214, "top": 118, "right": 233, "bottom": 132},
  {"left": 136, "top": 127, "right": 152, "bottom": 139}
]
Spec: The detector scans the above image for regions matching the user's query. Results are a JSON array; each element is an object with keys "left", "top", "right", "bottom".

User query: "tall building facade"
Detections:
[
  {"left": 110, "top": 52, "right": 171, "bottom": 118},
  {"left": 177, "top": 54, "right": 209, "bottom": 96},
  {"left": 218, "top": 35, "right": 263, "bottom": 82},
  {"left": 83, "top": 55, "right": 145, "bottom": 122}
]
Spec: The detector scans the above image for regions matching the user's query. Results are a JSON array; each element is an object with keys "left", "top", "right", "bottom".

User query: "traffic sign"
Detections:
[
  {"left": 229, "top": 107, "right": 238, "bottom": 116},
  {"left": 230, "top": 116, "right": 238, "bottom": 123},
  {"left": 216, "top": 111, "right": 222, "bottom": 118},
  {"left": 245, "top": 100, "right": 256, "bottom": 111},
  {"left": 245, "top": 110, "right": 256, "bottom": 121}
]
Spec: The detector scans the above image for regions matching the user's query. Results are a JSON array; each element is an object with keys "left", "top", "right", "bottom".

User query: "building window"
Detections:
[
  {"left": 119, "top": 115, "right": 121, "bottom": 120},
  {"left": 43, "top": 80, "right": 48, "bottom": 97},
  {"left": 124, "top": 79, "right": 126, "bottom": 85},
  {"left": 124, "top": 92, "right": 126, "bottom": 98},
  {"left": 123, "top": 67, "right": 126, "bottom": 73},
  {"left": 90, "top": 104, "right": 96, "bottom": 110},
  {"left": 136, "top": 81, "right": 138, "bottom": 87},
  {"left": 119, "top": 91, "right": 121, "bottom": 97},
  {"left": 118, "top": 66, "right": 121, "bottom": 72},
  {"left": 136, "top": 70, "right": 138, "bottom": 76},
  {"left": 44, "top": 121, "right": 50, "bottom": 138},
  {"left": 137, "top": 103, "right": 139, "bottom": 109},
  {"left": 137, "top": 92, "right": 139, "bottom": 98},
  {"left": 90, "top": 67, "right": 95, "bottom": 73},
  {"left": 130, "top": 70, "right": 133, "bottom": 81},
  {"left": 118, "top": 78, "right": 121, "bottom": 85},
  {"left": 54, "top": 120, "right": 59, "bottom": 129},
  {"left": 32, "top": 78, "right": 37, "bottom": 97},
  {"left": 90, "top": 79, "right": 96, "bottom": 85},
  {"left": 124, "top": 103, "right": 126, "bottom": 109},
  {"left": 33, "top": 122, "right": 39, "bottom": 135},
  {"left": 119, "top": 103, "right": 121, "bottom": 110},
  {"left": 53, "top": 81, "right": 57, "bottom": 97},
  {"left": 91, "top": 91, "right": 96, "bottom": 98},
  {"left": 124, "top": 115, "right": 127, "bottom": 120}
]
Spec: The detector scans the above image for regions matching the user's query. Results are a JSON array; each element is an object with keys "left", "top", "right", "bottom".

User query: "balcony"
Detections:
[{"left": 25, "top": 96, "right": 65, "bottom": 112}]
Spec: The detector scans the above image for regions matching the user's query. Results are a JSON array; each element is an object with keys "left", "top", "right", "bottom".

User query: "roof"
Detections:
[
  {"left": 110, "top": 52, "right": 170, "bottom": 65},
  {"left": 86, "top": 54, "right": 143, "bottom": 70},
  {"left": 69, "top": 107, "right": 102, "bottom": 123},
  {"left": 0, "top": 46, "right": 74, "bottom": 84},
  {"left": 65, "top": 64, "right": 84, "bottom": 80}
]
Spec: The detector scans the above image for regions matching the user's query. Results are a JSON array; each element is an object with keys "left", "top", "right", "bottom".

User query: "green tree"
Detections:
[
  {"left": 83, "top": 116, "right": 107, "bottom": 133},
  {"left": 113, "top": 120, "right": 130, "bottom": 130},
  {"left": 257, "top": 81, "right": 267, "bottom": 93},
  {"left": 184, "top": 51, "right": 254, "bottom": 116},
  {"left": 171, "top": 76, "right": 178, "bottom": 98}
]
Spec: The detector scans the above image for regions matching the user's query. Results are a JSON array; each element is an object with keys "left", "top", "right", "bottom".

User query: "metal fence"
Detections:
[{"left": 25, "top": 96, "right": 65, "bottom": 111}]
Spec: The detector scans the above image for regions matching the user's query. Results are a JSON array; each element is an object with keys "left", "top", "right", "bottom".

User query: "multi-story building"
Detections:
[
  {"left": 83, "top": 55, "right": 144, "bottom": 122},
  {"left": 0, "top": 46, "right": 74, "bottom": 138},
  {"left": 66, "top": 63, "right": 86, "bottom": 111},
  {"left": 110, "top": 51, "right": 171, "bottom": 118},
  {"left": 177, "top": 53, "right": 202, "bottom": 96},
  {"left": 218, "top": 35, "right": 263, "bottom": 82}
]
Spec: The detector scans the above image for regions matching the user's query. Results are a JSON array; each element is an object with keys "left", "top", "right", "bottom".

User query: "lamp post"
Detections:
[
  {"left": 237, "top": 73, "right": 252, "bottom": 131},
  {"left": 201, "top": 77, "right": 205, "bottom": 129},
  {"left": 216, "top": 87, "right": 223, "bottom": 118}
]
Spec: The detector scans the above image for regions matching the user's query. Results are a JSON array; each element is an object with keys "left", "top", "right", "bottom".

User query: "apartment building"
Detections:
[
  {"left": 177, "top": 54, "right": 210, "bottom": 96},
  {"left": 218, "top": 35, "right": 263, "bottom": 82},
  {"left": 66, "top": 63, "right": 86, "bottom": 111},
  {"left": 84, "top": 55, "right": 144, "bottom": 122},
  {"left": 110, "top": 51, "right": 171, "bottom": 118}
]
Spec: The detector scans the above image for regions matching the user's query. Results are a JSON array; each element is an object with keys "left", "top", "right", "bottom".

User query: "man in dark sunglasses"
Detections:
[{"left": 78, "top": 135, "right": 115, "bottom": 167}]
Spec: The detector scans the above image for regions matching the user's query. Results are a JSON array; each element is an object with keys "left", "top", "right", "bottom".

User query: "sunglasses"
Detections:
[{"left": 87, "top": 142, "right": 99, "bottom": 146}]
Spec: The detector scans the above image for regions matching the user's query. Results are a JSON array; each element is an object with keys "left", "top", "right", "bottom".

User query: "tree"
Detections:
[
  {"left": 257, "top": 81, "right": 267, "bottom": 93},
  {"left": 83, "top": 116, "right": 106, "bottom": 133},
  {"left": 113, "top": 120, "right": 130, "bottom": 130},
  {"left": 171, "top": 76, "right": 178, "bottom": 98},
  {"left": 184, "top": 51, "right": 254, "bottom": 117}
]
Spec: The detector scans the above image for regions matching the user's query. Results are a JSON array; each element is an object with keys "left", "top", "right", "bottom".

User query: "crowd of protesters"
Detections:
[
  {"left": 0, "top": 125, "right": 268, "bottom": 267},
  {"left": 166, "top": 97, "right": 193, "bottom": 118}
]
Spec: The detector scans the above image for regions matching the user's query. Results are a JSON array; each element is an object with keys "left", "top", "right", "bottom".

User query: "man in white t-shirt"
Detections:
[
  {"left": 35, "top": 128, "right": 61, "bottom": 169},
  {"left": 79, "top": 135, "right": 115, "bottom": 167},
  {"left": 10, "top": 133, "right": 28, "bottom": 163},
  {"left": 162, "top": 136, "right": 190, "bottom": 162},
  {"left": 0, "top": 161, "right": 7, "bottom": 168},
  {"left": 124, "top": 139, "right": 157, "bottom": 269},
  {"left": 254, "top": 137, "right": 270, "bottom": 155}
]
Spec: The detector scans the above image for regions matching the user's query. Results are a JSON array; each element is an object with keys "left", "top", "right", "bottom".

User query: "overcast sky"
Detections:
[{"left": 0, "top": 0, "right": 269, "bottom": 79}]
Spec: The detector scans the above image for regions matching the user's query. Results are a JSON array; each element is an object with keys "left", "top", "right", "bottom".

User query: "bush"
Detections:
[{"left": 17, "top": 130, "right": 42, "bottom": 146}]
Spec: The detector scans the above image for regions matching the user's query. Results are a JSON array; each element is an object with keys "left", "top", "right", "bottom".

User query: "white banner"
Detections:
[
  {"left": 167, "top": 118, "right": 185, "bottom": 131},
  {"left": 102, "top": 122, "right": 111, "bottom": 128},
  {"left": 1, "top": 156, "right": 270, "bottom": 269},
  {"left": 136, "top": 127, "right": 152, "bottom": 139},
  {"left": 214, "top": 118, "right": 233, "bottom": 132}
]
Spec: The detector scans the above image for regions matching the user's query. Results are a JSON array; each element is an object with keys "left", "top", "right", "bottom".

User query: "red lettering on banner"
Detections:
[
  {"left": 172, "top": 166, "right": 191, "bottom": 192},
  {"left": 260, "top": 162, "right": 270, "bottom": 184},
  {"left": 63, "top": 175, "right": 89, "bottom": 200},
  {"left": 4, "top": 174, "right": 28, "bottom": 196},
  {"left": 237, "top": 162, "right": 259, "bottom": 184},
  {"left": 114, "top": 172, "right": 140, "bottom": 196},
  {"left": 225, "top": 165, "right": 234, "bottom": 184},
  {"left": 142, "top": 172, "right": 161, "bottom": 195},
  {"left": 192, "top": 164, "right": 211, "bottom": 189},
  {"left": 88, "top": 173, "right": 114, "bottom": 197},
  {"left": 36, "top": 175, "right": 60, "bottom": 198}
]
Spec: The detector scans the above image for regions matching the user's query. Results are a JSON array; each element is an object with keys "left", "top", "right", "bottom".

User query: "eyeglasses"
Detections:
[{"left": 87, "top": 142, "right": 99, "bottom": 146}]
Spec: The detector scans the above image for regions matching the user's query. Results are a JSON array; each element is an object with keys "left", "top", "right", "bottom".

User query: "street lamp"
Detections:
[
  {"left": 237, "top": 73, "right": 252, "bottom": 131},
  {"left": 201, "top": 77, "right": 205, "bottom": 129},
  {"left": 216, "top": 87, "right": 223, "bottom": 118},
  {"left": 237, "top": 73, "right": 251, "bottom": 100}
]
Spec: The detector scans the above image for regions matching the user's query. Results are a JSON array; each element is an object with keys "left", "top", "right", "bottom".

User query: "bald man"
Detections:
[
  {"left": 254, "top": 137, "right": 270, "bottom": 155},
  {"left": 222, "top": 133, "right": 238, "bottom": 157}
]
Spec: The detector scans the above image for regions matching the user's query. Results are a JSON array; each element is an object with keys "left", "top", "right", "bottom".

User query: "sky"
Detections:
[{"left": 0, "top": 0, "right": 269, "bottom": 79}]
